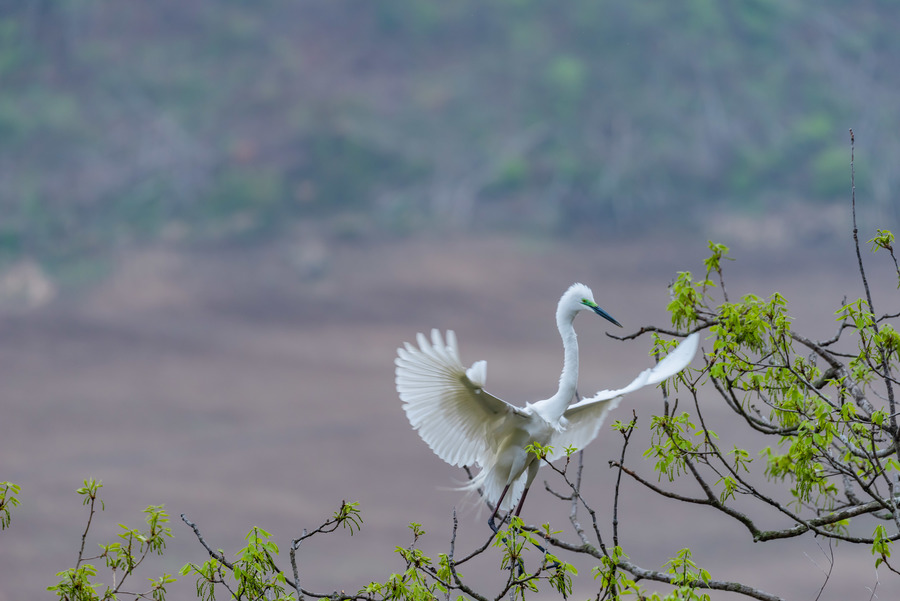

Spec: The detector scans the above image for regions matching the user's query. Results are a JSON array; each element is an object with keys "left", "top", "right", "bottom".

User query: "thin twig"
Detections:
[
  {"left": 75, "top": 493, "right": 98, "bottom": 569},
  {"left": 290, "top": 529, "right": 307, "bottom": 601},
  {"left": 609, "top": 323, "right": 711, "bottom": 342},
  {"left": 181, "top": 513, "right": 235, "bottom": 569},
  {"left": 850, "top": 129, "right": 874, "bottom": 319},
  {"left": 568, "top": 451, "right": 590, "bottom": 547},
  {"left": 612, "top": 413, "right": 636, "bottom": 548},
  {"left": 807, "top": 538, "right": 834, "bottom": 601},
  {"left": 849, "top": 129, "right": 898, "bottom": 433}
]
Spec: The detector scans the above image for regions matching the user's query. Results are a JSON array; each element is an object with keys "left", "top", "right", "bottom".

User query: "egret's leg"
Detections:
[
  {"left": 488, "top": 514, "right": 502, "bottom": 534},
  {"left": 488, "top": 484, "right": 511, "bottom": 528},
  {"left": 513, "top": 459, "right": 541, "bottom": 517},
  {"left": 512, "top": 486, "right": 530, "bottom": 517},
  {"left": 514, "top": 462, "right": 560, "bottom": 569}
]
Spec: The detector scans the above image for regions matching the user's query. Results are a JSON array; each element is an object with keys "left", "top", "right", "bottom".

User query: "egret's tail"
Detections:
[{"left": 459, "top": 463, "right": 527, "bottom": 514}]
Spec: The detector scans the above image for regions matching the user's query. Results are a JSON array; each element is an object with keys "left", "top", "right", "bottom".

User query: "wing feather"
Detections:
[
  {"left": 396, "top": 329, "right": 520, "bottom": 468},
  {"left": 548, "top": 333, "right": 700, "bottom": 461}
]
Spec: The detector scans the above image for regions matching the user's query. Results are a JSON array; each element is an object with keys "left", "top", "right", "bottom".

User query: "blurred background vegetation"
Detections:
[{"left": 1, "top": 0, "right": 897, "bottom": 274}]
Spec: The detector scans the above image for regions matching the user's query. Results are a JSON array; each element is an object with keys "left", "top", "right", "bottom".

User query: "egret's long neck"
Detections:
[{"left": 537, "top": 307, "right": 580, "bottom": 423}]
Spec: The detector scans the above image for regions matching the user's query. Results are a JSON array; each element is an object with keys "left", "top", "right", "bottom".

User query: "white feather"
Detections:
[{"left": 395, "top": 284, "right": 701, "bottom": 516}]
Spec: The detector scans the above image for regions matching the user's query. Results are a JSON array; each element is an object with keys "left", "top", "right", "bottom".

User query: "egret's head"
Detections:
[{"left": 560, "top": 282, "right": 623, "bottom": 328}]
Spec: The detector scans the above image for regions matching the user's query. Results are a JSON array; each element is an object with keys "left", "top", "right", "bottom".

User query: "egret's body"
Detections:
[{"left": 395, "top": 283, "right": 699, "bottom": 519}]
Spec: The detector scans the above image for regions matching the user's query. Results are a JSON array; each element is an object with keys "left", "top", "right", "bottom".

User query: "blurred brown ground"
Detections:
[{"left": 1, "top": 233, "right": 897, "bottom": 600}]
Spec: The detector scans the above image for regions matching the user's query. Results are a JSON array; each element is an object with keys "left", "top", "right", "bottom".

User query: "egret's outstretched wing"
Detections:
[
  {"left": 547, "top": 333, "right": 700, "bottom": 461},
  {"left": 396, "top": 329, "right": 525, "bottom": 468}
]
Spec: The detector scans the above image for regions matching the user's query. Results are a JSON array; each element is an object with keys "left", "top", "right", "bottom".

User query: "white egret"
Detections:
[{"left": 395, "top": 282, "right": 699, "bottom": 521}]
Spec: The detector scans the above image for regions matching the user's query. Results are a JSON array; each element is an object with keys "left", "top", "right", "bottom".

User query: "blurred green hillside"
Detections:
[{"left": 1, "top": 0, "right": 897, "bottom": 266}]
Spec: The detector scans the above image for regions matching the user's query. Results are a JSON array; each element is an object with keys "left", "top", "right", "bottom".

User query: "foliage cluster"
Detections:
[
  {"left": 44, "top": 479, "right": 174, "bottom": 601},
  {"left": 0, "top": 481, "right": 20, "bottom": 530}
]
